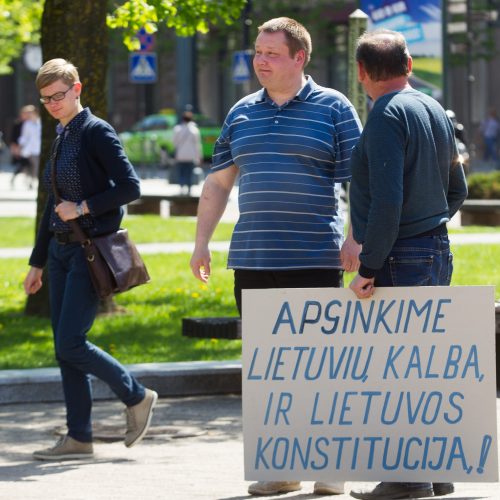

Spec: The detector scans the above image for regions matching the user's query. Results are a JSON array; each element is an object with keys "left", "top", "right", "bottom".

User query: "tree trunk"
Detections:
[{"left": 25, "top": 0, "right": 109, "bottom": 316}]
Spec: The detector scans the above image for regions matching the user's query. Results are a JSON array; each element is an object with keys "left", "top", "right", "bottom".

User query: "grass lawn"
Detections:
[
  {"left": 0, "top": 215, "right": 498, "bottom": 248},
  {"left": 0, "top": 216, "right": 498, "bottom": 370},
  {"left": 0, "top": 215, "right": 235, "bottom": 248},
  {"left": 0, "top": 252, "right": 240, "bottom": 370}
]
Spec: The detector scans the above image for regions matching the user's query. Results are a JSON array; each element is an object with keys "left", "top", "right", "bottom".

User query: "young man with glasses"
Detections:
[{"left": 24, "top": 58, "right": 158, "bottom": 461}]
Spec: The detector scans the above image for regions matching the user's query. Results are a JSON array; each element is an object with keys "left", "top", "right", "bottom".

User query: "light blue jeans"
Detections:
[{"left": 48, "top": 238, "right": 145, "bottom": 442}]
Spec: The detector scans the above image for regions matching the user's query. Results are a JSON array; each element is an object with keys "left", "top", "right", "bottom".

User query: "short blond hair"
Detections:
[
  {"left": 36, "top": 58, "right": 79, "bottom": 90},
  {"left": 258, "top": 17, "right": 312, "bottom": 67}
]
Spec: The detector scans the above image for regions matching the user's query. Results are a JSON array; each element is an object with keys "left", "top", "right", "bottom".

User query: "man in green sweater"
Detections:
[{"left": 348, "top": 29, "right": 468, "bottom": 499}]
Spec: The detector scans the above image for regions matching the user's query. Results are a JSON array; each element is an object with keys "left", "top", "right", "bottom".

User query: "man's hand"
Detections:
[
  {"left": 24, "top": 266, "right": 43, "bottom": 295},
  {"left": 190, "top": 246, "right": 211, "bottom": 283},
  {"left": 340, "top": 232, "right": 361, "bottom": 272},
  {"left": 55, "top": 200, "right": 79, "bottom": 221},
  {"left": 349, "top": 273, "right": 375, "bottom": 299},
  {"left": 189, "top": 165, "right": 238, "bottom": 283}
]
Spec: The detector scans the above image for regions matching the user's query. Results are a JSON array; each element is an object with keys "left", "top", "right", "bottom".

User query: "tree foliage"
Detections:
[
  {"left": 107, "top": 0, "right": 247, "bottom": 50},
  {"left": 0, "top": 0, "right": 43, "bottom": 73},
  {"left": 0, "top": 0, "right": 246, "bottom": 74}
]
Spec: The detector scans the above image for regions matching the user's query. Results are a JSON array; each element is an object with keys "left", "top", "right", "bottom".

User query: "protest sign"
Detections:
[{"left": 242, "top": 286, "right": 498, "bottom": 482}]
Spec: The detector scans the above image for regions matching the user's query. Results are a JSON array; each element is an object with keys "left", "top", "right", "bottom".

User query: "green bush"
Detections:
[{"left": 467, "top": 171, "right": 500, "bottom": 199}]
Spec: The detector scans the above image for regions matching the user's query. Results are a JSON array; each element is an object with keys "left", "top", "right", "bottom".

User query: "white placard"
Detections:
[{"left": 242, "top": 286, "right": 498, "bottom": 482}]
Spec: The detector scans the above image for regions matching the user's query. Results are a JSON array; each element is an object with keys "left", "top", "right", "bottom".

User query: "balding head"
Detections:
[{"left": 356, "top": 29, "right": 411, "bottom": 82}]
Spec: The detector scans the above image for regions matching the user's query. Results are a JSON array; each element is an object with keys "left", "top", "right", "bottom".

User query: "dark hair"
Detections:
[
  {"left": 182, "top": 111, "right": 193, "bottom": 122},
  {"left": 258, "top": 17, "right": 312, "bottom": 67},
  {"left": 356, "top": 29, "right": 410, "bottom": 81}
]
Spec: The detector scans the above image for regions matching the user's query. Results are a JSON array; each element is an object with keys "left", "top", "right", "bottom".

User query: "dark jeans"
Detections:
[
  {"left": 373, "top": 233, "right": 452, "bottom": 490},
  {"left": 374, "top": 234, "right": 453, "bottom": 287},
  {"left": 233, "top": 268, "right": 343, "bottom": 315},
  {"left": 48, "top": 239, "right": 145, "bottom": 442},
  {"left": 177, "top": 161, "right": 195, "bottom": 190},
  {"left": 483, "top": 136, "right": 498, "bottom": 161}
]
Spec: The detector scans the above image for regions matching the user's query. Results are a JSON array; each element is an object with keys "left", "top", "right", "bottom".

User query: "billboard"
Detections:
[{"left": 360, "top": 0, "right": 443, "bottom": 101}]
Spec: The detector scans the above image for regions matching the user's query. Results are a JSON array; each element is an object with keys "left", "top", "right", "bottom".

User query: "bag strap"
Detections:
[{"left": 49, "top": 135, "right": 90, "bottom": 245}]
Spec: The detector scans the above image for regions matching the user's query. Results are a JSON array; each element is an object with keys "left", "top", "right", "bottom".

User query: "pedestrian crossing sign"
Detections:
[
  {"left": 129, "top": 52, "right": 157, "bottom": 83},
  {"left": 232, "top": 50, "right": 253, "bottom": 83}
]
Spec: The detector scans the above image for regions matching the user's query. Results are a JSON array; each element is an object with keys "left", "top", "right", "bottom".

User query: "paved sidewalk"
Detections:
[
  {"left": 0, "top": 171, "right": 240, "bottom": 221},
  {"left": 0, "top": 394, "right": 499, "bottom": 500}
]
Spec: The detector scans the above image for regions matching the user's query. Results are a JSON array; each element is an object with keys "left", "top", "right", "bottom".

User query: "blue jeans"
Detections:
[
  {"left": 48, "top": 239, "right": 145, "bottom": 442},
  {"left": 373, "top": 234, "right": 452, "bottom": 490},
  {"left": 374, "top": 234, "right": 452, "bottom": 287},
  {"left": 483, "top": 136, "right": 498, "bottom": 161}
]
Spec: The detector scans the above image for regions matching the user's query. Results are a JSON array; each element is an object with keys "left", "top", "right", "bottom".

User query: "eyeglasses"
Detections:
[{"left": 39, "top": 84, "right": 75, "bottom": 104}]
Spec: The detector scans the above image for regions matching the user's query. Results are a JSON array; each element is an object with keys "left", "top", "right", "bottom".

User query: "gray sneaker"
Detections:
[
  {"left": 248, "top": 481, "right": 302, "bottom": 496},
  {"left": 125, "top": 388, "right": 158, "bottom": 447},
  {"left": 313, "top": 481, "right": 345, "bottom": 495},
  {"left": 33, "top": 435, "right": 94, "bottom": 461}
]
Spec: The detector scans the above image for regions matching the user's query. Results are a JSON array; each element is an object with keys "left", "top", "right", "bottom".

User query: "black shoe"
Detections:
[
  {"left": 432, "top": 483, "right": 454, "bottom": 496},
  {"left": 350, "top": 482, "right": 433, "bottom": 499}
]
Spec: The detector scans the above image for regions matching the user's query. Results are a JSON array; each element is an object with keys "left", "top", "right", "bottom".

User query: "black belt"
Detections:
[{"left": 53, "top": 231, "right": 80, "bottom": 244}]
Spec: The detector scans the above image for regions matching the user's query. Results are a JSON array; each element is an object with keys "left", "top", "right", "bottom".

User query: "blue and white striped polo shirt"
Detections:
[{"left": 212, "top": 76, "right": 362, "bottom": 270}]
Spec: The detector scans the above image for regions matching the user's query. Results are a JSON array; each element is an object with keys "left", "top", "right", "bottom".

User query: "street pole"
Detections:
[
  {"left": 348, "top": 9, "right": 369, "bottom": 125},
  {"left": 442, "top": 0, "right": 449, "bottom": 110},
  {"left": 241, "top": 0, "right": 253, "bottom": 98},
  {"left": 175, "top": 36, "right": 196, "bottom": 115},
  {"left": 465, "top": 0, "right": 475, "bottom": 144}
]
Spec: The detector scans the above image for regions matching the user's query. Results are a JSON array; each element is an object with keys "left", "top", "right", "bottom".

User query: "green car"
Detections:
[{"left": 119, "top": 112, "right": 220, "bottom": 166}]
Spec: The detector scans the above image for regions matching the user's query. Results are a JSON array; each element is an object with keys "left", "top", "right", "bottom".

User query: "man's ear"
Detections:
[
  {"left": 295, "top": 49, "right": 305, "bottom": 66},
  {"left": 73, "top": 81, "right": 82, "bottom": 97}
]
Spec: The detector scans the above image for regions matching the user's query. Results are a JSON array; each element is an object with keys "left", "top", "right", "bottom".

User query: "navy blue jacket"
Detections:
[{"left": 29, "top": 111, "right": 140, "bottom": 268}]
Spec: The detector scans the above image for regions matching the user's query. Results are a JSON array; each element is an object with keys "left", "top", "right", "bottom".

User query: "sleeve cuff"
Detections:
[
  {"left": 85, "top": 199, "right": 95, "bottom": 216},
  {"left": 359, "top": 263, "right": 377, "bottom": 279}
]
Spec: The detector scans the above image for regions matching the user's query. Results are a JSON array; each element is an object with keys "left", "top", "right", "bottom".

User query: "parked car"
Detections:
[{"left": 119, "top": 110, "right": 220, "bottom": 166}]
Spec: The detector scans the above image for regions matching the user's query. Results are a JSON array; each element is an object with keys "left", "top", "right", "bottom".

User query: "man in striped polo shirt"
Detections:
[{"left": 190, "top": 17, "right": 362, "bottom": 496}]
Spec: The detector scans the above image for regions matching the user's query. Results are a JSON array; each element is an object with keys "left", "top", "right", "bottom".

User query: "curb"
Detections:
[{"left": 0, "top": 360, "right": 242, "bottom": 404}]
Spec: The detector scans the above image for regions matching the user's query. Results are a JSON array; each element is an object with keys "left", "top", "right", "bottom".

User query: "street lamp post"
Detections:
[
  {"left": 465, "top": 0, "right": 475, "bottom": 148},
  {"left": 348, "top": 9, "right": 368, "bottom": 125}
]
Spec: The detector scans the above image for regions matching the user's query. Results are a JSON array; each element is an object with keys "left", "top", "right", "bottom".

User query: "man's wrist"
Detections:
[
  {"left": 75, "top": 202, "right": 84, "bottom": 217},
  {"left": 76, "top": 200, "right": 89, "bottom": 217},
  {"left": 358, "top": 263, "right": 376, "bottom": 279}
]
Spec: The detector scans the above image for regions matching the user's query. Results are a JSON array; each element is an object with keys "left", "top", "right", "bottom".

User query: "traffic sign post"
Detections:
[
  {"left": 129, "top": 52, "right": 158, "bottom": 84},
  {"left": 137, "top": 27, "right": 155, "bottom": 52},
  {"left": 232, "top": 50, "right": 253, "bottom": 84}
]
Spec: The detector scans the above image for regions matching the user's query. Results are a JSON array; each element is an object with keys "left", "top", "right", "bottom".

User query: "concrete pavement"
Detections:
[
  {"left": 0, "top": 170, "right": 240, "bottom": 221},
  {"left": 0, "top": 394, "right": 499, "bottom": 500}
]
